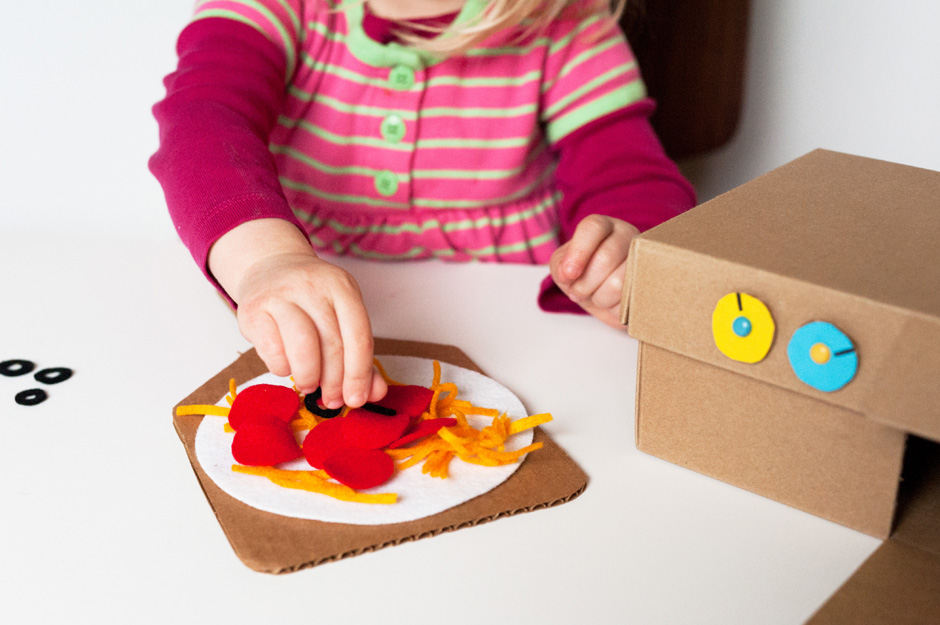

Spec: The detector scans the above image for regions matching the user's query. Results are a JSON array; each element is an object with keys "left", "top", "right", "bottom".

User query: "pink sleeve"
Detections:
[
  {"left": 148, "top": 17, "right": 307, "bottom": 297},
  {"left": 538, "top": 98, "right": 697, "bottom": 314}
]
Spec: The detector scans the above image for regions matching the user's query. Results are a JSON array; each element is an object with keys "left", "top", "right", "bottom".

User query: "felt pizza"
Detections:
[{"left": 177, "top": 356, "right": 550, "bottom": 525}]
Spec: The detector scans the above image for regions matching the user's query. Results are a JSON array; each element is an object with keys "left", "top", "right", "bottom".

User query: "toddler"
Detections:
[{"left": 150, "top": 0, "right": 695, "bottom": 410}]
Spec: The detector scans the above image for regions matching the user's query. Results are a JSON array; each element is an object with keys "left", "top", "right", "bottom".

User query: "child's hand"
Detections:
[
  {"left": 209, "top": 219, "right": 386, "bottom": 409},
  {"left": 549, "top": 215, "right": 639, "bottom": 329}
]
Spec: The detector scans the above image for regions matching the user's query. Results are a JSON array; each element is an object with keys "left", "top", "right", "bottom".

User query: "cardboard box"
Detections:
[{"left": 620, "top": 150, "right": 940, "bottom": 622}]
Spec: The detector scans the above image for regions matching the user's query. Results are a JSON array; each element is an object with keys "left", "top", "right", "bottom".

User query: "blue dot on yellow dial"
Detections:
[
  {"left": 787, "top": 321, "right": 858, "bottom": 392},
  {"left": 712, "top": 293, "right": 775, "bottom": 363}
]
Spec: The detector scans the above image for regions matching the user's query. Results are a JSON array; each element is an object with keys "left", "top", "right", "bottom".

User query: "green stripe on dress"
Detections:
[
  {"left": 280, "top": 176, "right": 410, "bottom": 209},
  {"left": 462, "top": 226, "right": 559, "bottom": 257},
  {"left": 419, "top": 103, "right": 537, "bottom": 118},
  {"left": 411, "top": 167, "right": 556, "bottom": 209},
  {"left": 546, "top": 80, "right": 647, "bottom": 143},
  {"left": 287, "top": 88, "right": 420, "bottom": 119},
  {"left": 425, "top": 70, "right": 542, "bottom": 88},
  {"left": 275, "top": 117, "right": 415, "bottom": 151},
  {"left": 546, "top": 13, "right": 607, "bottom": 56},
  {"left": 415, "top": 135, "right": 533, "bottom": 149},
  {"left": 299, "top": 53, "right": 401, "bottom": 88},
  {"left": 543, "top": 63, "right": 637, "bottom": 119},
  {"left": 193, "top": 2, "right": 297, "bottom": 80},
  {"left": 411, "top": 142, "right": 548, "bottom": 180},
  {"left": 271, "top": 144, "right": 405, "bottom": 177},
  {"left": 295, "top": 192, "right": 560, "bottom": 236},
  {"left": 273, "top": 0, "right": 301, "bottom": 34},
  {"left": 344, "top": 227, "right": 558, "bottom": 261},
  {"left": 542, "top": 38, "right": 627, "bottom": 93},
  {"left": 463, "top": 36, "right": 553, "bottom": 57},
  {"left": 276, "top": 115, "right": 534, "bottom": 151}
]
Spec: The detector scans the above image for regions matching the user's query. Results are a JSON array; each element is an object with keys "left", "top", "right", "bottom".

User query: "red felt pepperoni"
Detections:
[
  {"left": 301, "top": 417, "right": 349, "bottom": 470},
  {"left": 388, "top": 417, "right": 458, "bottom": 449},
  {"left": 228, "top": 384, "right": 300, "bottom": 430},
  {"left": 341, "top": 409, "right": 410, "bottom": 450},
  {"left": 323, "top": 448, "right": 395, "bottom": 490},
  {"left": 351, "top": 384, "right": 434, "bottom": 420},
  {"left": 231, "top": 417, "right": 302, "bottom": 466}
]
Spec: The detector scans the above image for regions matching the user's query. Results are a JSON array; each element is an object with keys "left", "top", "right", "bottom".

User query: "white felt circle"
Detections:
[{"left": 194, "top": 356, "right": 534, "bottom": 525}]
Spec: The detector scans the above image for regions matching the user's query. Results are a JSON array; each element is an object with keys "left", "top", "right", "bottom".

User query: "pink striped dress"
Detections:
[{"left": 187, "top": 0, "right": 648, "bottom": 263}]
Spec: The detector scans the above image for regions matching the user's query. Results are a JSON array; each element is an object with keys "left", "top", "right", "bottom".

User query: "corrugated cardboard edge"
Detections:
[{"left": 173, "top": 338, "right": 588, "bottom": 574}]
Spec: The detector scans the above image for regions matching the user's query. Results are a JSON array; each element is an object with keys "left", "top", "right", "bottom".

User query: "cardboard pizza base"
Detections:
[{"left": 173, "top": 338, "right": 588, "bottom": 573}]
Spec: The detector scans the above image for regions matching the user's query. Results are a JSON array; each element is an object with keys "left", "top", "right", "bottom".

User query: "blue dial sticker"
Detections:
[{"left": 787, "top": 321, "right": 858, "bottom": 392}]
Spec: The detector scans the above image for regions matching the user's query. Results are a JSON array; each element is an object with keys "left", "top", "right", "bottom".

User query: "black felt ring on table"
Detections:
[
  {"left": 34, "top": 367, "right": 73, "bottom": 385},
  {"left": 304, "top": 388, "right": 343, "bottom": 419},
  {"left": 0, "top": 360, "right": 36, "bottom": 377},
  {"left": 15, "top": 388, "right": 48, "bottom": 406}
]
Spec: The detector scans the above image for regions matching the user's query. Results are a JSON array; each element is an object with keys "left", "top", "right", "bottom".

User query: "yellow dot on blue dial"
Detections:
[
  {"left": 712, "top": 292, "right": 775, "bottom": 363},
  {"left": 787, "top": 321, "right": 858, "bottom": 392},
  {"left": 809, "top": 342, "right": 831, "bottom": 364}
]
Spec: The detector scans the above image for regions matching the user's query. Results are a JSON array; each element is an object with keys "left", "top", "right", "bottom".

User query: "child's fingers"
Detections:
[
  {"left": 368, "top": 371, "right": 388, "bottom": 403},
  {"left": 334, "top": 294, "right": 380, "bottom": 408},
  {"left": 551, "top": 215, "right": 615, "bottom": 286},
  {"left": 270, "top": 300, "right": 326, "bottom": 396},
  {"left": 590, "top": 258, "right": 630, "bottom": 310},
  {"left": 238, "top": 307, "right": 290, "bottom": 377},
  {"left": 567, "top": 235, "right": 630, "bottom": 304},
  {"left": 304, "top": 305, "right": 347, "bottom": 409}
]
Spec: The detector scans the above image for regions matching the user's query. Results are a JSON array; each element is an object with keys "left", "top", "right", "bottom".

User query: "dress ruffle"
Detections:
[{"left": 292, "top": 186, "right": 562, "bottom": 265}]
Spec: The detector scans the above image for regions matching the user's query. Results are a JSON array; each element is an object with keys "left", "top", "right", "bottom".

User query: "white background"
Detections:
[{"left": 2, "top": 2, "right": 936, "bottom": 624}]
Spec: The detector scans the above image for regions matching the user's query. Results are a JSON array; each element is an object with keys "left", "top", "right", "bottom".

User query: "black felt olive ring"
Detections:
[
  {"left": 15, "top": 388, "right": 48, "bottom": 406},
  {"left": 304, "top": 388, "right": 343, "bottom": 419},
  {"left": 35, "top": 367, "right": 74, "bottom": 385},
  {"left": 0, "top": 360, "right": 36, "bottom": 377}
]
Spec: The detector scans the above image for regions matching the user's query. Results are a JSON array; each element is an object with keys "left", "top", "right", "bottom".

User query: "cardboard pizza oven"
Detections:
[{"left": 621, "top": 150, "right": 940, "bottom": 622}]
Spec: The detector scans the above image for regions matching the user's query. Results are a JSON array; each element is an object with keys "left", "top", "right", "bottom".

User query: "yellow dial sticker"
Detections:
[{"left": 712, "top": 292, "right": 775, "bottom": 363}]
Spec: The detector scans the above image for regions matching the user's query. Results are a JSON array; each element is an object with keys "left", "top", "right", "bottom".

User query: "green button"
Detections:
[
  {"left": 388, "top": 65, "right": 415, "bottom": 90},
  {"left": 374, "top": 171, "right": 399, "bottom": 197},
  {"left": 380, "top": 114, "right": 406, "bottom": 143}
]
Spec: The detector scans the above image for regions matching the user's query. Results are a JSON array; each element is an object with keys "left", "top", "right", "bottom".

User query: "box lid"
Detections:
[{"left": 621, "top": 149, "right": 940, "bottom": 442}]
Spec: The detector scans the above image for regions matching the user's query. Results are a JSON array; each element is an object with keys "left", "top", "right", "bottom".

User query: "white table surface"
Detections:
[{"left": 0, "top": 235, "right": 880, "bottom": 625}]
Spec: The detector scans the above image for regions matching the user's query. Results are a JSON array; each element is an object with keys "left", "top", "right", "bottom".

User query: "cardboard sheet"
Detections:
[
  {"left": 192, "top": 356, "right": 535, "bottom": 525},
  {"left": 173, "top": 338, "right": 588, "bottom": 573}
]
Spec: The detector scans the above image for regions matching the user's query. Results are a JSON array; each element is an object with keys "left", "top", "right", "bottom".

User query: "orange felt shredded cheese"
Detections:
[
  {"left": 175, "top": 404, "right": 231, "bottom": 417},
  {"left": 175, "top": 358, "right": 553, "bottom": 505},
  {"left": 290, "top": 404, "right": 321, "bottom": 431},
  {"left": 373, "top": 358, "right": 403, "bottom": 386},
  {"left": 232, "top": 465, "right": 397, "bottom": 504},
  {"left": 508, "top": 413, "right": 553, "bottom": 435},
  {"left": 384, "top": 361, "right": 554, "bottom": 480}
]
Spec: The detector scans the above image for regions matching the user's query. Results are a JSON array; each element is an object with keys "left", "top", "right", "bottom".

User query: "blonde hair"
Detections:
[{"left": 396, "top": 0, "right": 628, "bottom": 58}]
